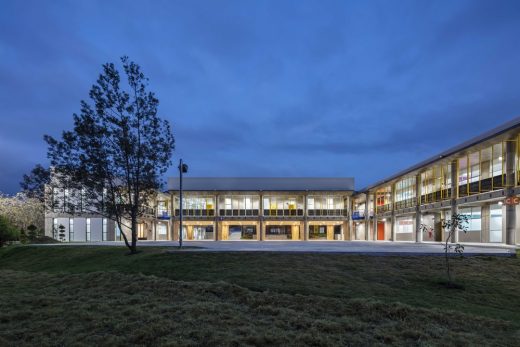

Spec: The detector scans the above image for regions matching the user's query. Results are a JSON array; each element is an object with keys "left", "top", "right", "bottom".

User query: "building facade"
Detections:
[
  {"left": 351, "top": 117, "right": 520, "bottom": 245},
  {"left": 45, "top": 117, "right": 520, "bottom": 245}
]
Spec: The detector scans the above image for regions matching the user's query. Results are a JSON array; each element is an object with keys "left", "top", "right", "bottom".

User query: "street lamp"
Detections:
[{"left": 178, "top": 159, "right": 188, "bottom": 248}]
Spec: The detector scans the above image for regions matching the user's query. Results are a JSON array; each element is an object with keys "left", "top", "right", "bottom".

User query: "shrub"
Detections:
[{"left": 0, "top": 215, "right": 20, "bottom": 247}]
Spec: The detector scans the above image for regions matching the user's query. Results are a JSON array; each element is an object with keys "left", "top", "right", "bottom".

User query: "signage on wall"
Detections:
[{"left": 504, "top": 197, "right": 520, "bottom": 205}]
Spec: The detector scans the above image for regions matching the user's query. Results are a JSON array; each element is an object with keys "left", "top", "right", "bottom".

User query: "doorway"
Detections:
[{"left": 377, "top": 221, "right": 385, "bottom": 240}]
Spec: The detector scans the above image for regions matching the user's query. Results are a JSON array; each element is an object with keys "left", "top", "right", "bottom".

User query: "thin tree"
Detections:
[
  {"left": 44, "top": 57, "right": 175, "bottom": 254},
  {"left": 420, "top": 213, "right": 469, "bottom": 287}
]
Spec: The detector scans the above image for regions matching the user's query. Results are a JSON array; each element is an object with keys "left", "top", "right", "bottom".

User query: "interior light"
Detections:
[
  {"left": 498, "top": 201, "right": 503, "bottom": 206},
  {"left": 499, "top": 156, "right": 503, "bottom": 161}
]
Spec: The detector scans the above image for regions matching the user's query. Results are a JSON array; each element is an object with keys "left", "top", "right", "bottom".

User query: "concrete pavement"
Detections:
[{"left": 34, "top": 240, "right": 517, "bottom": 256}]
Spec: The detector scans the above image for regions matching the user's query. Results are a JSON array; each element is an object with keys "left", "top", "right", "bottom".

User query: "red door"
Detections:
[{"left": 377, "top": 222, "right": 385, "bottom": 240}]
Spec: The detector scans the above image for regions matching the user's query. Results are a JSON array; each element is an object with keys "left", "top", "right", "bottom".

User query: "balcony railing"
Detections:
[
  {"left": 219, "top": 209, "right": 260, "bottom": 217},
  {"left": 394, "top": 198, "right": 416, "bottom": 210},
  {"left": 264, "top": 209, "right": 304, "bottom": 217},
  {"left": 174, "top": 209, "right": 215, "bottom": 217},
  {"left": 157, "top": 210, "right": 170, "bottom": 220},
  {"left": 352, "top": 211, "right": 365, "bottom": 220},
  {"left": 307, "top": 209, "right": 346, "bottom": 217}
]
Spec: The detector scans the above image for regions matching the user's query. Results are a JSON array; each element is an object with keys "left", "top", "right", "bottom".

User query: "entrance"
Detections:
[
  {"left": 228, "top": 225, "right": 257, "bottom": 240},
  {"left": 377, "top": 221, "right": 385, "bottom": 240}
]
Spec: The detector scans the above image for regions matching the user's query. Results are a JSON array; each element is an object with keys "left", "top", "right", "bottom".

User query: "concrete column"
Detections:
[
  {"left": 506, "top": 140, "right": 516, "bottom": 245},
  {"left": 303, "top": 194, "right": 309, "bottom": 240},
  {"left": 450, "top": 160, "right": 459, "bottom": 243},
  {"left": 481, "top": 204, "right": 490, "bottom": 243},
  {"left": 214, "top": 195, "right": 219, "bottom": 241},
  {"left": 292, "top": 225, "right": 300, "bottom": 240},
  {"left": 221, "top": 224, "right": 229, "bottom": 241},
  {"left": 372, "top": 193, "right": 377, "bottom": 240},
  {"left": 259, "top": 194, "right": 264, "bottom": 241},
  {"left": 187, "top": 225, "right": 193, "bottom": 241},
  {"left": 364, "top": 194, "right": 369, "bottom": 241},
  {"left": 169, "top": 192, "right": 175, "bottom": 241},
  {"left": 415, "top": 175, "right": 422, "bottom": 243},
  {"left": 391, "top": 183, "right": 396, "bottom": 241},
  {"left": 326, "top": 225, "right": 334, "bottom": 240},
  {"left": 172, "top": 221, "right": 179, "bottom": 241}
]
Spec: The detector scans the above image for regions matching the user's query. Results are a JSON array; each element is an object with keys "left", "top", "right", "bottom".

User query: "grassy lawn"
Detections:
[{"left": 0, "top": 246, "right": 519, "bottom": 346}]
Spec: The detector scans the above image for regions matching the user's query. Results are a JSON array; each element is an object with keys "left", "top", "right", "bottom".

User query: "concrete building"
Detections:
[
  {"left": 45, "top": 116, "right": 520, "bottom": 245},
  {"left": 351, "top": 116, "right": 520, "bottom": 245},
  {"left": 167, "top": 178, "right": 354, "bottom": 241}
]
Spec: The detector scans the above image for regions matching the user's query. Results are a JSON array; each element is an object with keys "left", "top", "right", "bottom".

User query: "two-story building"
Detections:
[{"left": 164, "top": 178, "right": 354, "bottom": 241}]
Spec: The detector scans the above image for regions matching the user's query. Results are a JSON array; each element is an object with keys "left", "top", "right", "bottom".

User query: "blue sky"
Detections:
[{"left": 1, "top": 0, "right": 520, "bottom": 194}]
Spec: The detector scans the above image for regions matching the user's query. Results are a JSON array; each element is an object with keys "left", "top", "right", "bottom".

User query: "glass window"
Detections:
[
  {"left": 138, "top": 224, "right": 146, "bottom": 239},
  {"left": 492, "top": 143, "right": 503, "bottom": 176},
  {"left": 459, "top": 207, "right": 481, "bottom": 231},
  {"left": 115, "top": 223, "right": 121, "bottom": 241},
  {"left": 396, "top": 218, "right": 413, "bottom": 233},
  {"left": 102, "top": 218, "right": 107, "bottom": 241},
  {"left": 69, "top": 219, "right": 74, "bottom": 242},
  {"left": 86, "top": 218, "right": 91, "bottom": 242},
  {"left": 53, "top": 218, "right": 58, "bottom": 239},
  {"left": 158, "top": 201, "right": 168, "bottom": 216}
]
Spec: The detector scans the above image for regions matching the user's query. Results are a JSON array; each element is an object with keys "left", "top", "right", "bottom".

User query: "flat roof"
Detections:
[
  {"left": 167, "top": 177, "right": 354, "bottom": 192},
  {"left": 361, "top": 115, "right": 520, "bottom": 192}
]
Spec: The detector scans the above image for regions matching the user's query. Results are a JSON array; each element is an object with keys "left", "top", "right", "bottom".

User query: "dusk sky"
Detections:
[{"left": 1, "top": 0, "right": 520, "bottom": 194}]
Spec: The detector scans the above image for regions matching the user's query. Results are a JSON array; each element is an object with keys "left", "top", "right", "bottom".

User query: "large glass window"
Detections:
[
  {"left": 156, "top": 223, "right": 168, "bottom": 241},
  {"left": 459, "top": 207, "right": 481, "bottom": 231},
  {"left": 228, "top": 225, "right": 256, "bottom": 240},
  {"left": 265, "top": 225, "right": 292, "bottom": 240},
  {"left": 157, "top": 201, "right": 169, "bottom": 217},
  {"left": 396, "top": 218, "right": 413, "bottom": 233},
  {"left": 309, "top": 225, "right": 327, "bottom": 239},
  {"left": 306, "top": 196, "right": 344, "bottom": 216},
  {"left": 489, "top": 204, "right": 502, "bottom": 243},
  {"left": 263, "top": 196, "right": 303, "bottom": 216},
  {"left": 219, "top": 196, "right": 260, "bottom": 216},
  {"left": 395, "top": 177, "right": 415, "bottom": 207},
  {"left": 192, "top": 226, "right": 214, "bottom": 240},
  {"left": 176, "top": 196, "right": 216, "bottom": 216}
]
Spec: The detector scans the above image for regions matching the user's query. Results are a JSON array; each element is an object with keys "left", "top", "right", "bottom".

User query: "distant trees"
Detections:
[
  {"left": 41, "top": 57, "right": 175, "bottom": 254},
  {"left": 0, "top": 192, "right": 45, "bottom": 233}
]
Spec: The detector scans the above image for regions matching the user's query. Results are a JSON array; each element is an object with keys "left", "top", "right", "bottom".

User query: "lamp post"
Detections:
[{"left": 178, "top": 159, "right": 188, "bottom": 248}]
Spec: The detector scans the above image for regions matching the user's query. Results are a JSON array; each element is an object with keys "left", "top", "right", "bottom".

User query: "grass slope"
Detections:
[{"left": 0, "top": 246, "right": 519, "bottom": 346}]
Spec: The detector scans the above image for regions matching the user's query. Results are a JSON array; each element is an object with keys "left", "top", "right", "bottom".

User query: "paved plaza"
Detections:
[{"left": 36, "top": 240, "right": 517, "bottom": 256}]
